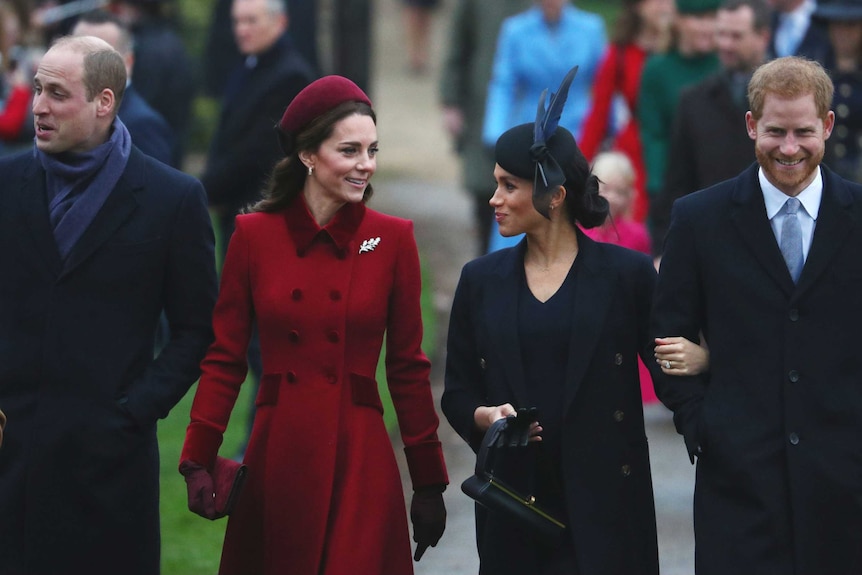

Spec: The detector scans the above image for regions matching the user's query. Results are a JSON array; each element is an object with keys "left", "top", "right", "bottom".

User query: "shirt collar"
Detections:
[
  {"left": 284, "top": 194, "right": 366, "bottom": 256},
  {"left": 760, "top": 165, "right": 823, "bottom": 220}
]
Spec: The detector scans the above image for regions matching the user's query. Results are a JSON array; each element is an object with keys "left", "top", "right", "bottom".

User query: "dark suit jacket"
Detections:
[
  {"left": 119, "top": 84, "right": 174, "bottom": 166},
  {"left": 0, "top": 147, "right": 217, "bottom": 574},
  {"left": 768, "top": 11, "right": 833, "bottom": 64},
  {"left": 650, "top": 71, "right": 755, "bottom": 254},
  {"left": 443, "top": 234, "right": 660, "bottom": 575},
  {"left": 203, "top": 34, "right": 316, "bottom": 214},
  {"left": 653, "top": 163, "right": 862, "bottom": 575}
]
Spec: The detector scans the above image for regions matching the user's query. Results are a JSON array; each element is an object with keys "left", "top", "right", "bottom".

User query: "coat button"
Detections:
[
  {"left": 788, "top": 309, "right": 799, "bottom": 321},
  {"left": 613, "top": 410, "right": 625, "bottom": 422},
  {"left": 292, "top": 289, "right": 302, "bottom": 301},
  {"left": 788, "top": 370, "right": 799, "bottom": 383},
  {"left": 288, "top": 330, "right": 300, "bottom": 343},
  {"left": 789, "top": 432, "right": 800, "bottom": 445},
  {"left": 330, "top": 290, "right": 341, "bottom": 301},
  {"left": 614, "top": 353, "right": 623, "bottom": 366},
  {"left": 479, "top": 358, "right": 486, "bottom": 370},
  {"left": 337, "top": 249, "right": 348, "bottom": 260},
  {"left": 296, "top": 248, "right": 306, "bottom": 258},
  {"left": 286, "top": 371, "right": 297, "bottom": 383},
  {"left": 327, "top": 331, "right": 340, "bottom": 343},
  {"left": 621, "top": 464, "right": 632, "bottom": 477}
]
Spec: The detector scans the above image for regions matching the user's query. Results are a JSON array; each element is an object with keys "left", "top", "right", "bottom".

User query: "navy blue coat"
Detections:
[
  {"left": 0, "top": 147, "right": 217, "bottom": 574},
  {"left": 203, "top": 34, "right": 315, "bottom": 214},
  {"left": 119, "top": 84, "right": 174, "bottom": 167},
  {"left": 653, "top": 163, "right": 862, "bottom": 574},
  {"left": 443, "top": 233, "right": 660, "bottom": 575}
]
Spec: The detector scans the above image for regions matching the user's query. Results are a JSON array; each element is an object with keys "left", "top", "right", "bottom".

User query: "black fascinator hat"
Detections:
[{"left": 495, "top": 66, "right": 585, "bottom": 219}]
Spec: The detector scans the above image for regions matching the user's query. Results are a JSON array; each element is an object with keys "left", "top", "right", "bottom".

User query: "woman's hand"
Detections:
[
  {"left": 655, "top": 336, "right": 710, "bottom": 376},
  {"left": 473, "top": 404, "right": 542, "bottom": 441}
]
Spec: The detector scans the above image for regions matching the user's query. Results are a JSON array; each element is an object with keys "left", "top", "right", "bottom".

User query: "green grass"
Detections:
[{"left": 157, "top": 231, "right": 436, "bottom": 573}]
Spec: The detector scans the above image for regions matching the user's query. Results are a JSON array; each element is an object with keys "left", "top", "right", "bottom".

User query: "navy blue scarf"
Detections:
[{"left": 37, "top": 117, "right": 132, "bottom": 260}]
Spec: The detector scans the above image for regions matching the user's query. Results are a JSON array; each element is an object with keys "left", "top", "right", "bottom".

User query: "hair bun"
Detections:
[{"left": 577, "top": 174, "right": 609, "bottom": 229}]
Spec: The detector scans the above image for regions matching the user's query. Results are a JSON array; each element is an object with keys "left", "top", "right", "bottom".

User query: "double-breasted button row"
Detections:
[
  {"left": 614, "top": 353, "right": 623, "bottom": 366},
  {"left": 621, "top": 464, "right": 632, "bottom": 477},
  {"left": 788, "top": 432, "right": 800, "bottom": 445},
  {"left": 788, "top": 370, "right": 799, "bottom": 383},
  {"left": 613, "top": 410, "right": 625, "bottom": 422},
  {"left": 479, "top": 358, "right": 487, "bottom": 370}
]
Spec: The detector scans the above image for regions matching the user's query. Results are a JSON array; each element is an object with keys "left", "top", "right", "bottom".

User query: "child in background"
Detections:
[
  {"left": 583, "top": 150, "right": 651, "bottom": 255},
  {"left": 585, "top": 150, "right": 657, "bottom": 403}
]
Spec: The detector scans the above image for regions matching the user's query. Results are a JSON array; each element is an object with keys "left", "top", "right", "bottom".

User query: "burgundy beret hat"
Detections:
[{"left": 278, "top": 75, "right": 372, "bottom": 135}]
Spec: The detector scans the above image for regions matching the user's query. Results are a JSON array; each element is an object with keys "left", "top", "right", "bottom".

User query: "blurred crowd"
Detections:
[{"left": 2, "top": 0, "right": 859, "bottom": 241}]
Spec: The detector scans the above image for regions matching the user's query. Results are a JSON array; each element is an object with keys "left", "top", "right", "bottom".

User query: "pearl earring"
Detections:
[{"left": 307, "top": 165, "right": 314, "bottom": 176}]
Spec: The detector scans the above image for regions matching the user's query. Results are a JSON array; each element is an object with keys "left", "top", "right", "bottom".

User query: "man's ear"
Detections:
[
  {"left": 96, "top": 88, "right": 116, "bottom": 118},
  {"left": 745, "top": 111, "right": 757, "bottom": 141}
]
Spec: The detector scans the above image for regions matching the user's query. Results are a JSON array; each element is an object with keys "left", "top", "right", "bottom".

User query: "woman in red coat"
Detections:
[
  {"left": 179, "top": 76, "right": 448, "bottom": 575},
  {"left": 579, "top": 0, "right": 675, "bottom": 222}
]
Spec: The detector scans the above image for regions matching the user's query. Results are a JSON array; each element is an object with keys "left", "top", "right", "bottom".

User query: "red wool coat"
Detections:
[
  {"left": 579, "top": 43, "right": 649, "bottom": 222},
  {"left": 182, "top": 197, "right": 448, "bottom": 575}
]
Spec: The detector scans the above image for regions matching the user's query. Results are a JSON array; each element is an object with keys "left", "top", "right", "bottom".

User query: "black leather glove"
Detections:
[
  {"left": 410, "top": 486, "right": 446, "bottom": 561},
  {"left": 179, "top": 459, "right": 217, "bottom": 520},
  {"left": 491, "top": 407, "right": 540, "bottom": 448}
]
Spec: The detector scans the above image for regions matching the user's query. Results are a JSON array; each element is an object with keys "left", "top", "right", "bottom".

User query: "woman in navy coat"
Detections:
[{"left": 442, "top": 77, "right": 666, "bottom": 571}]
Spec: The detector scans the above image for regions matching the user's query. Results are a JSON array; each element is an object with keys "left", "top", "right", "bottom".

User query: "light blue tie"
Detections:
[{"left": 780, "top": 198, "right": 803, "bottom": 283}]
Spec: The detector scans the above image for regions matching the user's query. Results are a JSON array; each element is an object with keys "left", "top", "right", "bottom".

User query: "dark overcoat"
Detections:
[
  {"left": 653, "top": 163, "right": 862, "bottom": 574},
  {"left": 202, "top": 34, "right": 315, "bottom": 214},
  {"left": 442, "top": 233, "right": 660, "bottom": 575},
  {"left": 650, "top": 71, "right": 755, "bottom": 252},
  {"left": 0, "top": 147, "right": 217, "bottom": 575}
]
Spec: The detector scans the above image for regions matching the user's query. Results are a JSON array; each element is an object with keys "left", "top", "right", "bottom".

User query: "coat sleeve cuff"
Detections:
[
  {"left": 180, "top": 422, "right": 224, "bottom": 471},
  {"left": 404, "top": 440, "right": 449, "bottom": 489}
]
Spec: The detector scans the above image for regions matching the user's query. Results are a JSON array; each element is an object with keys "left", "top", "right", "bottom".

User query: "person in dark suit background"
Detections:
[
  {"left": 109, "top": 0, "right": 195, "bottom": 168},
  {"left": 203, "top": 0, "right": 315, "bottom": 253},
  {"left": 653, "top": 56, "right": 862, "bottom": 574},
  {"left": 201, "top": 0, "right": 318, "bottom": 99},
  {"left": 72, "top": 10, "right": 174, "bottom": 166},
  {"left": 0, "top": 35, "right": 217, "bottom": 574},
  {"left": 767, "top": 0, "right": 832, "bottom": 63},
  {"left": 650, "top": 0, "right": 771, "bottom": 257}
]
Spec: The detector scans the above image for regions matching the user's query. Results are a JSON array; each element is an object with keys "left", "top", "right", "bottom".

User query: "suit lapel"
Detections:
[
  {"left": 19, "top": 158, "right": 62, "bottom": 276},
  {"left": 60, "top": 151, "right": 143, "bottom": 278},
  {"left": 485, "top": 242, "right": 532, "bottom": 407},
  {"left": 730, "top": 166, "right": 797, "bottom": 296},
  {"left": 796, "top": 169, "right": 854, "bottom": 296},
  {"left": 562, "top": 236, "right": 617, "bottom": 412}
]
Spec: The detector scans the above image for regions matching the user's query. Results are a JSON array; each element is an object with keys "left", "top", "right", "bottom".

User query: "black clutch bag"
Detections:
[{"left": 461, "top": 413, "right": 566, "bottom": 543}]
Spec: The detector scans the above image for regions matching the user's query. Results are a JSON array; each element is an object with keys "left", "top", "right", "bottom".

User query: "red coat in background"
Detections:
[
  {"left": 182, "top": 197, "right": 448, "bottom": 575},
  {"left": 580, "top": 43, "right": 649, "bottom": 222}
]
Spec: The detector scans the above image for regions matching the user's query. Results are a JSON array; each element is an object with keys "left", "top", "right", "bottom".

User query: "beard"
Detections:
[{"left": 755, "top": 145, "right": 824, "bottom": 195}]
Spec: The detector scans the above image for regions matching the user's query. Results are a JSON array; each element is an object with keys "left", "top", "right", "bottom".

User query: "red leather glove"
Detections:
[
  {"left": 410, "top": 487, "right": 447, "bottom": 561},
  {"left": 179, "top": 460, "right": 217, "bottom": 520}
]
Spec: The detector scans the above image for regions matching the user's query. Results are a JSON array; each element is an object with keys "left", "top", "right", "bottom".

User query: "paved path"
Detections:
[{"left": 339, "top": 0, "right": 697, "bottom": 572}]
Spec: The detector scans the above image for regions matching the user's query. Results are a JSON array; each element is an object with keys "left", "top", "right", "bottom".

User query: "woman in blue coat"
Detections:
[{"left": 443, "top": 69, "right": 667, "bottom": 573}]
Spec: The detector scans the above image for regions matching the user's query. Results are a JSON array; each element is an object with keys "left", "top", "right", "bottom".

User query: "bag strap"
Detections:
[{"left": 474, "top": 417, "right": 510, "bottom": 477}]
